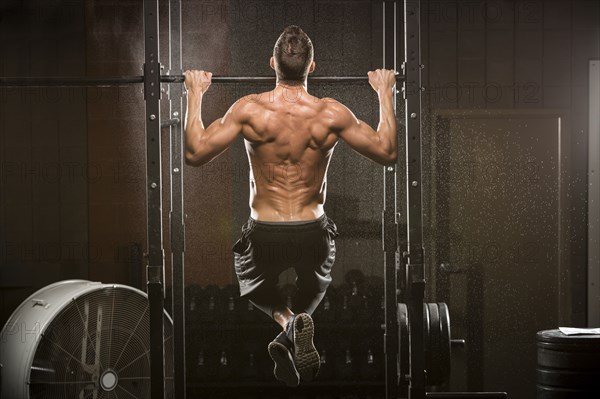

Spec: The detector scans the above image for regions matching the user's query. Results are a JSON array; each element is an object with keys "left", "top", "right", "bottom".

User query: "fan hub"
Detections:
[{"left": 100, "top": 369, "right": 118, "bottom": 391}]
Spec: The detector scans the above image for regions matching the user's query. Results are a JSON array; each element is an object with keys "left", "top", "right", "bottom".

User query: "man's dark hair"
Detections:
[{"left": 273, "top": 25, "right": 314, "bottom": 84}]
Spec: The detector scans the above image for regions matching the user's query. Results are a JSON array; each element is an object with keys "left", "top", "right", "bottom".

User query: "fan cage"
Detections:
[{"left": 1, "top": 281, "right": 174, "bottom": 399}]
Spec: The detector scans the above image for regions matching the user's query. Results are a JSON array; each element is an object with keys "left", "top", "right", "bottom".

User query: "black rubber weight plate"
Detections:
[
  {"left": 426, "top": 303, "right": 441, "bottom": 386},
  {"left": 438, "top": 302, "right": 451, "bottom": 384},
  {"left": 421, "top": 303, "right": 430, "bottom": 384},
  {"left": 398, "top": 303, "right": 409, "bottom": 387}
]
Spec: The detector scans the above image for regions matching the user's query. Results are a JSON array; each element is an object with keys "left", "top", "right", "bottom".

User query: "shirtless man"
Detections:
[{"left": 184, "top": 25, "right": 397, "bottom": 387}]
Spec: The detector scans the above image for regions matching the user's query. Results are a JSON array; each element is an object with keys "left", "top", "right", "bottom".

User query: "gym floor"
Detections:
[{"left": 1, "top": 1, "right": 599, "bottom": 399}]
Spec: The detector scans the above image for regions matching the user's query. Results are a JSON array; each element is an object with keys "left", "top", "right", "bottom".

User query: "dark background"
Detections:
[{"left": 0, "top": 0, "right": 598, "bottom": 398}]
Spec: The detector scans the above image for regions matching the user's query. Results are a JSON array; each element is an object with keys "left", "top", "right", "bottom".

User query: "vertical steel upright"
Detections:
[
  {"left": 382, "top": 1, "right": 400, "bottom": 399},
  {"left": 143, "top": 0, "right": 166, "bottom": 398},
  {"left": 403, "top": 0, "right": 426, "bottom": 398},
  {"left": 167, "top": 0, "right": 187, "bottom": 397}
]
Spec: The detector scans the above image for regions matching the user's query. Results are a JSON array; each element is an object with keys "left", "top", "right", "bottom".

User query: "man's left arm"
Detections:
[{"left": 184, "top": 70, "right": 244, "bottom": 166}]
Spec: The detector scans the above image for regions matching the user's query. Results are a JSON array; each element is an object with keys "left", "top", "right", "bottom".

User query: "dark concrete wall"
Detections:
[
  {"left": 419, "top": 1, "right": 599, "bottom": 396},
  {"left": 85, "top": 0, "right": 147, "bottom": 287},
  {"left": 0, "top": 0, "right": 88, "bottom": 326},
  {"left": 422, "top": 0, "right": 598, "bottom": 323}
]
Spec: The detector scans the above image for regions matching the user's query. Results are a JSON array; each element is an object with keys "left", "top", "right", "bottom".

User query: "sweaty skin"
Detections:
[{"left": 184, "top": 67, "right": 397, "bottom": 222}]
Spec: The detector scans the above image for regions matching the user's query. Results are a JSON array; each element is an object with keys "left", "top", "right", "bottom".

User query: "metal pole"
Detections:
[
  {"left": 382, "top": 1, "right": 400, "bottom": 399},
  {"left": 167, "top": 0, "right": 186, "bottom": 397},
  {"left": 0, "top": 75, "right": 404, "bottom": 87},
  {"left": 404, "top": 0, "right": 426, "bottom": 398},
  {"left": 143, "top": 0, "right": 166, "bottom": 398}
]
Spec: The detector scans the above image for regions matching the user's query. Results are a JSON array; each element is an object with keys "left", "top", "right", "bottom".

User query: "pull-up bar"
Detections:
[
  {"left": 0, "top": 74, "right": 404, "bottom": 87},
  {"left": 163, "top": 74, "right": 405, "bottom": 84}
]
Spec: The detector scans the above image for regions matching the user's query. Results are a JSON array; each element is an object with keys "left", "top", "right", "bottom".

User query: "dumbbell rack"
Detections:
[{"left": 176, "top": 282, "right": 388, "bottom": 397}]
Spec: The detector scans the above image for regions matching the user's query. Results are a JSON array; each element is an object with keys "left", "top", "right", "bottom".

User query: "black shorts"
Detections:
[{"left": 232, "top": 214, "right": 339, "bottom": 298}]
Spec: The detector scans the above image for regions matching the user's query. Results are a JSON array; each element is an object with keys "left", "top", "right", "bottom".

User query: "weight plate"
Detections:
[
  {"left": 398, "top": 303, "right": 409, "bottom": 387},
  {"left": 437, "top": 302, "right": 452, "bottom": 385},
  {"left": 423, "top": 302, "right": 431, "bottom": 381},
  {"left": 426, "top": 303, "right": 441, "bottom": 386}
]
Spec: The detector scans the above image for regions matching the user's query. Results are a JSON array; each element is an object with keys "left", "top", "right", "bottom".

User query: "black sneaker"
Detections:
[
  {"left": 267, "top": 330, "right": 300, "bottom": 387},
  {"left": 287, "top": 313, "right": 320, "bottom": 382}
]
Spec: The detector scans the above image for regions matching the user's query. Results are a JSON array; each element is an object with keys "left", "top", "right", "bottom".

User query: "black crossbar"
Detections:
[
  {"left": 163, "top": 75, "right": 404, "bottom": 83},
  {"left": 0, "top": 74, "right": 403, "bottom": 87}
]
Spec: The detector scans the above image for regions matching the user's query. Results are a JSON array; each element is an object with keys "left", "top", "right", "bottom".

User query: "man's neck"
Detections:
[{"left": 275, "top": 79, "right": 308, "bottom": 92}]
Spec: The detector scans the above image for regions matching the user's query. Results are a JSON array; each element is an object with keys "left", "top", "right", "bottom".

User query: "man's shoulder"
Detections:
[
  {"left": 229, "top": 94, "right": 267, "bottom": 120},
  {"left": 320, "top": 96, "right": 340, "bottom": 104},
  {"left": 234, "top": 94, "right": 262, "bottom": 106},
  {"left": 319, "top": 97, "right": 351, "bottom": 118}
]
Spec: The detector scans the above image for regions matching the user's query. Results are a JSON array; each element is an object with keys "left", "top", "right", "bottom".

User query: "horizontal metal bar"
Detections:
[
  {"left": 1, "top": 74, "right": 404, "bottom": 87},
  {"left": 161, "top": 118, "right": 180, "bottom": 128},
  {"left": 0, "top": 76, "right": 144, "bottom": 87},
  {"left": 162, "top": 75, "right": 404, "bottom": 84}
]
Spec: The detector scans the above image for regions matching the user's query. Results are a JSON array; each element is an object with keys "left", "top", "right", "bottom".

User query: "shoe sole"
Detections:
[
  {"left": 292, "top": 313, "right": 320, "bottom": 382},
  {"left": 268, "top": 341, "right": 300, "bottom": 387}
]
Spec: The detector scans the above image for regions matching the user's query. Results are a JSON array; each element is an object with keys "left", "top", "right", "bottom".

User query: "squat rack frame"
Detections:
[
  {"left": 156, "top": 0, "right": 426, "bottom": 397},
  {"left": 153, "top": 0, "right": 427, "bottom": 397}
]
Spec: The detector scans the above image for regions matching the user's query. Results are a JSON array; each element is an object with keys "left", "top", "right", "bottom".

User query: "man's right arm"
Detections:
[{"left": 330, "top": 69, "right": 398, "bottom": 165}]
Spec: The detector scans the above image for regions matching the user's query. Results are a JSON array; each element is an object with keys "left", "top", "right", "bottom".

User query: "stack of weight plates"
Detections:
[{"left": 536, "top": 329, "right": 600, "bottom": 399}]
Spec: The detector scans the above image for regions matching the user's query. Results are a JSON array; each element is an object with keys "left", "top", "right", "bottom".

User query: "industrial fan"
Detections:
[{"left": 0, "top": 280, "right": 173, "bottom": 399}]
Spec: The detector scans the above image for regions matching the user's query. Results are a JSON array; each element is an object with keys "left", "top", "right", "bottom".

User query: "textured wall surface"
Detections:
[
  {"left": 0, "top": 0, "right": 88, "bottom": 326},
  {"left": 419, "top": 1, "right": 599, "bottom": 396}
]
